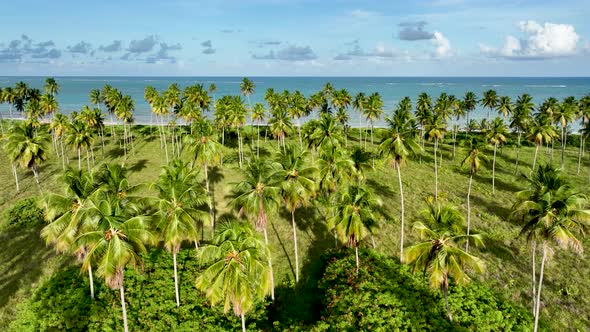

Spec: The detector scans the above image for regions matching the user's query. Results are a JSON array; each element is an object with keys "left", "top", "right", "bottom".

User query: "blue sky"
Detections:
[{"left": 0, "top": 0, "right": 589, "bottom": 76}]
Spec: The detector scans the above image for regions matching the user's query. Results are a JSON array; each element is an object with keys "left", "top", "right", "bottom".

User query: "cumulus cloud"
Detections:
[
  {"left": 480, "top": 21, "right": 580, "bottom": 59},
  {"left": 146, "top": 42, "right": 182, "bottom": 63},
  {"left": 253, "top": 45, "right": 317, "bottom": 61},
  {"left": 128, "top": 35, "right": 158, "bottom": 53},
  {"left": 0, "top": 35, "right": 61, "bottom": 62},
  {"left": 250, "top": 40, "right": 282, "bottom": 48},
  {"left": 398, "top": 21, "right": 435, "bottom": 41},
  {"left": 199, "top": 40, "right": 215, "bottom": 54},
  {"left": 432, "top": 31, "right": 452, "bottom": 57},
  {"left": 349, "top": 9, "right": 380, "bottom": 19},
  {"left": 333, "top": 40, "right": 402, "bottom": 60},
  {"left": 201, "top": 40, "right": 212, "bottom": 48},
  {"left": 99, "top": 40, "right": 122, "bottom": 52},
  {"left": 68, "top": 41, "right": 92, "bottom": 54}
]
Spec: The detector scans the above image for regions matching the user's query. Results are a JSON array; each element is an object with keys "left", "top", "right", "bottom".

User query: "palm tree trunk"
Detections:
[
  {"left": 241, "top": 313, "right": 246, "bottom": 332},
  {"left": 371, "top": 120, "right": 375, "bottom": 167},
  {"left": 359, "top": 112, "right": 362, "bottom": 147},
  {"left": 291, "top": 209, "right": 299, "bottom": 283},
  {"left": 577, "top": 133, "right": 583, "bottom": 175},
  {"left": 86, "top": 149, "right": 91, "bottom": 172},
  {"left": 78, "top": 147, "right": 82, "bottom": 170},
  {"left": 419, "top": 127, "right": 424, "bottom": 164},
  {"left": 161, "top": 117, "right": 169, "bottom": 163},
  {"left": 532, "top": 144, "right": 540, "bottom": 171},
  {"left": 533, "top": 243, "right": 547, "bottom": 332},
  {"left": 257, "top": 120, "right": 260, "bottom": 157},
  {"left": 561, "top": 126, "right": 565, "bottom": 169},
  {"left": 205, "top": 164, "right": 215, "bottom": 234},
  {"left": 123, "top": 124, "right": 128, "bottom": 160},
  {"left": 12, "top": 164, "right": 19, "bottom": 192},
  {"left": 128, "top": 125, "right": 135, "bottom": 155},
  {"left": 452, "top": 123, "right": 457, "bottom": 160},
  {"left": 397, "top": 164, "right": 405, "bottom": 261},
  {"left": 237, "top": 128, "right": 243, "bottom": 168},
  {"left": 466, "top": 173, "right": 473, "bottom": 252},
  {"left": 492, "top": 143, "right": 497, "bottom": 194},
  {"left": 515, "top": 131, "right": 521, "bottom": 174},
  {"left": 88, "top": 265, "right": 95, "bottom": 299},
  {"left": 531, "top": 241, "right": 537, "bottom": 317},
  {"left": 443, "top": 284, "right": 453, "bottom": 322},
  {"left": 298, "top": 119, "right": 302, "bottom": 149},
  {"left": 355, "top": 243, "right": 360, "bottom": 273},
  {"left": 120, "top": 282, "right": 129, "bottom": 332},
  {"left": 263, "top": 228, "right": 275, "bottom": 300},
  {"left": 173, "top": 251, "right": 180, "bottom": 307},
  {"left": 434, "top": 138, "right": 439, "bottom": 199}
]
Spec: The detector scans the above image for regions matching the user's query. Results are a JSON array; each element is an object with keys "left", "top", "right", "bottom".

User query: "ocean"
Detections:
[{"left": 0, "top": 77, "right": 589, "bottom": 127}]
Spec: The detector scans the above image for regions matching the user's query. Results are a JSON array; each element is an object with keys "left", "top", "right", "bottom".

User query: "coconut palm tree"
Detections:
[
  {"left": 268, "top": 108, "right": 293, "bottom": 152},
  {"left": 462, "top": 91, "right": 478, "bottom": 125},
  {"left": 4, "top": 121, "right": 50, "bottom": 190},
  {"left": 364, "top": 93, "right": 383, "bottom": 166},
  {"left": 328, "top": 185, "right": 381, "bottom": 272},
  {"left": 576, "top": 95, "right": 590, "bottom": 174},
  {"left": 152, "top": 159, "right": 208, "bottom": 307},
  {"left": 89, "top": 89, "right": 102, "bottom": 110},
  {"left": 404, "top": 200, "right": 485, "bottom": 321},
  {"left": 196, "top": 220, "right": 271, "bottom": 332},
  {"left": 461, "top": 136, "right": 487, "bottom": 252},
  {"left": 228, "top": 96, "right": 247, "bottom": 167},
  {"left": 185, "top": 119, "right": 223, "bottom": 231},
  {"left": 229, "top": 158, "right": 281, "bottom": 300},
  {"left": 49, "top": 113, "right": 70, "bottom": 169},
  {"left": 416, "top": 92, "right": 433, "bottom": 162},
  {"left": 482, "top": 89, "right": 498, "bottom": 124},
  {"left": 66, "top": 120, "right": 94, "bottom": 171},
  {"left": 425, "top": 114, "right": 447, "bottom": 199},
  {"left": 379, "top": 106, "right": 421, "bottom": 259},
  {"left": 486, "top": 117, "right": 508, "bottom": 194},
  {"left": 316, "top": 143, "right": 354, "bottom": 197},
  {"left": 251, "top": 103, "right": 266, "bottom": 157},
  {"left": 41, "top": 168, "right": 99, "bottom": 298},
  {"left": 511, "top": 94, "right": 534, "bottom": 174},
  {"left": 272, "top": 145, "right": 317, "bottom": 283},
  {"left": 353, "top": 92, "right": 366, "bottom": 146},
  {"left": 511, "top": 164, "right": 590, "bottom": 331},
  {"left": 554, "top": 97, "right": 577, "bottom": 170},
  {"left": 44, "top": 77, "right": 59, "bottom": 96},
  {"left": 77, "top": 192, "right": 154, "bottom": 332},
  {"left": 528, "top": 118, "right": 557, "bottom": 171},
  {"left": 497, "top": 96, "right": 512, "bottom": 118},
  {"left": 305, "top": 113, "right": 344, "bottom": 154},
  {"left": 240, "top": 77, "right": 255, "bottom": 113}
]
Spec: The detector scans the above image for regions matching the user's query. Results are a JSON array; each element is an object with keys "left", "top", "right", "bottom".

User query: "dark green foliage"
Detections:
[
  {"left": 4, "top": 198, "right": 44, "bottom": 228},
  {"left": 312, "top": 250, "right": 532, "bottom": 331},
  {"left": 9, "top": 248, "right": 268, "bottom": 332}
]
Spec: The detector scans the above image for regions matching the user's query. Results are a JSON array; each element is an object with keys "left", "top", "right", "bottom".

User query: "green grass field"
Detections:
[{"left": 1, "top": 124, "right": 589, "bottom": 330}]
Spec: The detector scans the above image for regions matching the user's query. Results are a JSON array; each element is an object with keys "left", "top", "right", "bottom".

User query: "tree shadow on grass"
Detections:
[
  {"left": 366, "top": 178, "right": 395, "bottom": 198},
  {"left": 473, "top": 173, "right": 521, "bottom": 193},
  {"left": 481, "top": 237, "right": 518, "bottom": 262},
  {"left": 129, "top": 159, "right": 148, "bottom": 173},
  {"left": 106, "top": 146, "right": 125, "bottom": 159},
  {"left": 470, "top": 194, "right": 512, "bottom": 221}
]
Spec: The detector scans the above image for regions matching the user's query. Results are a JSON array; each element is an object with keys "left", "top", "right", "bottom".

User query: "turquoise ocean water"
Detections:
[{"left": 0, "top": 77, "right": 589, "bottom": 127}]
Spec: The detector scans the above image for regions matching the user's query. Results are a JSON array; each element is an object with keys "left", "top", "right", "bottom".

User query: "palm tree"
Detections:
[
  {"left": 528, "top": 118, "right": 557, "bottom": 171},
  {"left": 511, "top": 164, "right": 590, "bottom": 331},
  {"left": 554, "top": 97, "right": 577, "bottom": 169},
  {"left": 272, "top": 145, "right": 317, "bottom": 283},
  {"left": 185, "top": 119, "right": 223, "bottom": 232},
  {"left": 152, "top": 159, "right": 208, "bottom": 307},
  {"left": 486, "top": 117, "right": 508, "bottom": 194},
  {"left": 66, "top": 120, "right": 94, "bottom": 171},
  {"left": 352, "top": 92, "right": 366, "bottom": 146},
  {"left": 328, "top": 185, "right": 381, "bottom": 272},
  {"left": 4, "top": 121, "right": 50, "bottom": 190},
  {"left": 416, "top": 92, "right": 433, "bottom": 162},
  {"left": 196, "top": 221, "right": 271, "bottom": 332},
  {"left": 364, "top": 93, "right": 384, "bottom": 166},
  {"left": 305, "top": 113, "right": 344, "bottom": 154},
  {"left": 240, "top": 77, "right": 256, "bottom": 115},
  {"left": 482, "top": 89, "right": 498, "bottom": 123},
  {"left": 44, "top": 77, "right": 60, "bottom": 96},
  {"left": 576, "top": 95, "right": 590, "bottom": 174},
  {"left": 404, "top": 200, "right": 485, "bottom": 321},
  {"left": 497, "top": 96, "right": 512, "bottom": 118},
  {"left": 425, "top": 114, "right": 446, "bottom": 199},
  {"left": 462, "top": 91, "right": 478, "bottom": 125},
  {"left": 41, "top": 168, "right": 99, "bottom": 299},
  {"left": 77, "top": 192, "right": 154, "bottom": 332},
  {"left": 230, "top": 158, "right": 281, "bottom": 300},
  {"left": 228, "top": 96, "right": 247, "bottom": 167},
  {"left": 379, "top": 106, "right": 421, "bottom": 259},
  {"left": 316, "top": 143, "right": 354, "bottom": 197},
  {"left": 268, "top": 108, "right": 293, "bottom": 152},
  {"left": 251, "top": 103, "right": 266, "bottom": 157},
  {"left": 50, "top": 113, "right": 70, "bottom": 169},
  {"left": 89, "top": 89, "right": 102, "bottom": 110},
  {"left": 511, "top": 94, "right": 534, "bottom": 174},
  {"left": 461, "top": 137, "right": 487, "bottom": 252}
]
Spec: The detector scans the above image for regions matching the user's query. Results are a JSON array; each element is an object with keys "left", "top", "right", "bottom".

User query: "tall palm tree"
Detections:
[
  {"left": 379, "top": 106, "right": 421, "bottom": 259},
  {"left": 462, "top": 91, "right": 478, "bottom": 125},
  {"left": 228, "top": 96, "right": 247, "bottom": 167},
  {"left": 251, "top": 103, "right": 266, "bottom": 157},
  {"left": 496, "top": 95, "right": 512, "bottom": 118},
  {"left": 77, "top": 192, "right": 154, "bottom": 332},
  {"left": 461, "top": 137, "right": 487, "bottom": 252},
  {"left": 511, "top": 164, "right": 590, "bottom": 331},
  {"left": 425, "top": 114, "right": 447, "bottom": 199},
  {"left": 416, "top": 92, "right": 433, "bottom": 162},
  {"left": 196, "top": 221, "right": 271, "bottom": 332},
  {"left": 230, "top": 158, "right": 281, "bottom": 300},
  {"left": 576, "top": 95, "right": 590, "bottom": 174},
  {"left": 404, "top": 200, "right": 485, "bottom": 321},
  {"left": 4, "top": 121, "right": 50, "bottom": 190},
  {"left": 486, "top": 117, "right": 508, "bottom": 194},
  {"left": 511, "top": 94, "right": 534, "bottom": 174},
  {"left": 268, "top": 108, "right": 293, "bottom": 152},
  {"left": 41, "top": 168, "right": 99, "bottom": 299},
  {"left": 240, "top": 77, "right": 256, "bottom": 116},
  {"left": 89, "top": 89, "right": 102, "bottom": 110},
  {"left": 353, "top": 92, "right": 366, "bottom": 147},
  {"left": 328, "top": 185, "right": 381, "bottom": 272},
  {"left": 528, "top": 118, "right": 557, "bottom": 171},
  {"left": 272, "top": 145, "right": 317, "bottom": 283},
  {"left": 152, "top": 159, "right": 208, "bottom": 307},
  {"left": 554, "top": 97, "right": 577, "bottom": 169},
  {"left": 364, "top": 93, "right": 384, "bottom": 166},
  {"left": 482, "top": 89, "right": 498, "bottom": 123},
  {"left": 49, "top": 113, "right": 70, "bottom": 169},
  {"left": 66, "top": 120, "right": 94, "bottom": 171},
  {"left": 185, "top": 119, "right": 223, "bottom": 231}
]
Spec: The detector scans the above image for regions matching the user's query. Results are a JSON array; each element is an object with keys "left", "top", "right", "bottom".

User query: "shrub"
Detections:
[{"left": 4, "top": 198, "right": 45, "bottom": 228}]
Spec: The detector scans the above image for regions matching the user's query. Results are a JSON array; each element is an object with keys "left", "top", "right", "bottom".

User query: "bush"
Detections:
[{"left": 4, "top": 198, "right": 45, "bottom": 228}]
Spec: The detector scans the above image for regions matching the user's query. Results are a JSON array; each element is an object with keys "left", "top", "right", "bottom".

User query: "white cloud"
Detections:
[
  {"left": 480, "top": 21, "right": 580, "bottom": 59},
  {"left": 349, "top": 9, "right": 380, "bottom": 19},
  {"left": 432, "top": 31, "right": 452, "bottom": 57}
]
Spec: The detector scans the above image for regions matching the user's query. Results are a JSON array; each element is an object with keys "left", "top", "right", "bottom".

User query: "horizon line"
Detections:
[{"left": 1, "top": 75, "right": 590, "bottom": 78}]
